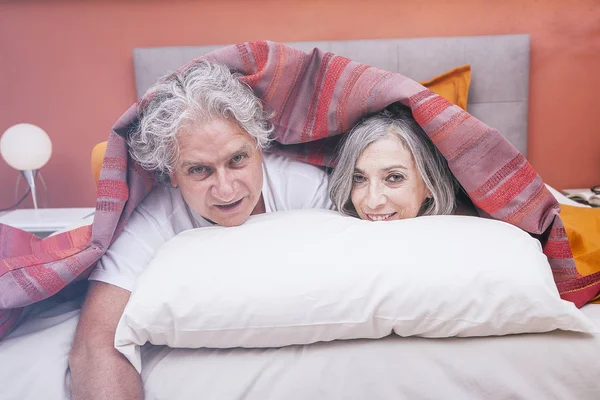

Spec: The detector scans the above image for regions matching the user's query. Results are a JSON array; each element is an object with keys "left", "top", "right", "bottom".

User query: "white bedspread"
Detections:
[{"left": 2, "top": 296, "right": 600, "bottom": 400}]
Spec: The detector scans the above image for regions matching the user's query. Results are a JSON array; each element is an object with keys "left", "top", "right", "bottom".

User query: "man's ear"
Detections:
[{"left": 170, "top": 173, "right": 179, "bottom": 188}]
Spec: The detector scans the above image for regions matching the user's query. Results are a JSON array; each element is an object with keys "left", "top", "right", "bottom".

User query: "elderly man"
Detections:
[{"left": 68, "top": 59, "right": 333, "bottom": 399}]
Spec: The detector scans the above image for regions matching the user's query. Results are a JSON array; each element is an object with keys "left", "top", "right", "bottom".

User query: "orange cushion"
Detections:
[
  {"left": 91, "top": 141, "right": 108, "bottom": 187},
  {"left": 419, "top": 65, "right": 471, "bottom": 111},
  {"left": 559, "top": 204, "right": 600, "bottom": 302}
]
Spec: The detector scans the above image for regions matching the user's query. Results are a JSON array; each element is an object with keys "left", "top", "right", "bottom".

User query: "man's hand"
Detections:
[{"left": 69, "top": 281, "right": 143, "bottom": 400}]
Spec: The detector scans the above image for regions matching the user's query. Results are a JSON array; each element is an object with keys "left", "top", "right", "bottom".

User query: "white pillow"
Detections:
[{"left": 115, "top": 209, "right": 596, "bottom": 373}]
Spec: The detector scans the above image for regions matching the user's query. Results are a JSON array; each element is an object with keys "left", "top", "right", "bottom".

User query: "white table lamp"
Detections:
[{"left": 1, "top": 123, "right": 52, "bottom": 209}]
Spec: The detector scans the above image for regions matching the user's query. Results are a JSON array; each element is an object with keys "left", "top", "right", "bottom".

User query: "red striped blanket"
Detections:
[{"left": 1, "top": 41, "right": 596, "bottom": 339}]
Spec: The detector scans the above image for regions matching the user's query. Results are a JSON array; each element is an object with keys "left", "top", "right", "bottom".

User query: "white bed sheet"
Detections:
[{"left": 2, "top": 296, "right": 600, "bottom": 400}]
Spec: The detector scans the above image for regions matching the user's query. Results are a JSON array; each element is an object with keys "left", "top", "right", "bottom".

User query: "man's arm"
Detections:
[{"left": 69, "top": 281, "right": 142, "bottom": 400}]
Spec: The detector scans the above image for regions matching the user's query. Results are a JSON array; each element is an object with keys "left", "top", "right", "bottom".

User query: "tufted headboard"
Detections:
[{"left": 132, "top": 34, "right": 530, "bottom": 155}]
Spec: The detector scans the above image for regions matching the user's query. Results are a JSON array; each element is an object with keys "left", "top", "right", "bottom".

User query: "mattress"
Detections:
[{"left": 2, "top": 296, "right": 600, "bottom": 400}]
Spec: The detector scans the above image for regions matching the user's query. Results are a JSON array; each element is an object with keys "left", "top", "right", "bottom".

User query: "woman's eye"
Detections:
[
  {"left": 352, "top": 174, "right": 366, "bottom": 184},
  {"left": 387, "top": 174, "right": 405, "bottom": 183},
  {"left": 231, "top": 154, "right": 247, "bottom": 164}
]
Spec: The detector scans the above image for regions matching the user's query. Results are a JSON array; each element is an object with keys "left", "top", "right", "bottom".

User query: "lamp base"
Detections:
[
  {"left": 22, "top": 170, "right": 38, "bottom": 209},
  {"left": 14, "top": 170, "right": 49, "bottom": 210}
]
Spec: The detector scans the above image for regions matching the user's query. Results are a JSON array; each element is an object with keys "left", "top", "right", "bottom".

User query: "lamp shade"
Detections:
[{"left": 0, "top": 123, "right": 52, "bottom": 171}]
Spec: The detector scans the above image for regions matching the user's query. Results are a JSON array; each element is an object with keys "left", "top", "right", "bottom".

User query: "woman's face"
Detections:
[{"left": 350, "top": 133, "right": 431, "bottom": 221}]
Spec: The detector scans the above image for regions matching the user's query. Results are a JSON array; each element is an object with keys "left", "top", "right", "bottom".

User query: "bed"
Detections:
[
  {"left": 2, "top": 34, "right": 600, "bottom": 400},
  {"left": 3, "top": 286, "right": 600, "bottom": 399}
]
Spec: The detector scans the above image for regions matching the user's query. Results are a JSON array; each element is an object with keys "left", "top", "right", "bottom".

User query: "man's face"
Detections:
[{"left": 170, "top": 119, "right": 264, "bottom": 227}]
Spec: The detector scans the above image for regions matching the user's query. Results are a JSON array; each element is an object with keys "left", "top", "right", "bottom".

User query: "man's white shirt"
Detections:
[{"left": 89, "top": 153, "right": 333, "bottom": 291}]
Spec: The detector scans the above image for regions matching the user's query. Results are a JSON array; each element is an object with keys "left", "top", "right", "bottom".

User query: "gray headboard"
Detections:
[{"left": 133, "top": 34, "right": 530, "bottom": 155}]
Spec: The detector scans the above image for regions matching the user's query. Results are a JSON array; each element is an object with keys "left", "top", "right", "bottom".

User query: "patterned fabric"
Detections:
[{"left": 0, "top": 41, "right": 594, "bottom": 339}]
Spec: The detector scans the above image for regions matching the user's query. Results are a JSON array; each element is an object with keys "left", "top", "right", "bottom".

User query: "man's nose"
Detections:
[{"left": 211, "top": 170, "right": 236, "bottom": 202}]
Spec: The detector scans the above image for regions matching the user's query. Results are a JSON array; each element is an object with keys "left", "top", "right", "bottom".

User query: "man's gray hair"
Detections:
[
  {"left": 127, "top": 59, "right": 274, "bottom": 182},
  {"left": 329, "top": 103, "right": 457, "bottom": 218}
]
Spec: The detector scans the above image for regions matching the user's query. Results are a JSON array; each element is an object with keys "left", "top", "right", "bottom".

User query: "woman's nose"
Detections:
[{"left": 365, "top": 182, "right": 386, "bottom": 209}]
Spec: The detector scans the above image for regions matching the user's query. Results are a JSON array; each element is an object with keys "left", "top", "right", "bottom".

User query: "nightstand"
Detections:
[{"left": 0, "top": 207, "right": 95, "bottom": 238}]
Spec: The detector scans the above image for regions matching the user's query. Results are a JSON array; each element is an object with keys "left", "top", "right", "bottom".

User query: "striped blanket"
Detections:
[{"left": 1, "top": 41, "right": 597, "bottom": 339}]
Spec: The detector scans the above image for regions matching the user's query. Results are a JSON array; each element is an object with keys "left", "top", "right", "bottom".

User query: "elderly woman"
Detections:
[
  {"left": 329, "top": 103, "right": 471, "bottom": 221},
  {"left": 69, "top": 59, "right": 333, "bottom": 400}
]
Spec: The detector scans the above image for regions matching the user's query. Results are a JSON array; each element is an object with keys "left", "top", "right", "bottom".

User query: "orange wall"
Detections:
[{"left": 1, "top": 0, "right": 599, "bottom": 208}]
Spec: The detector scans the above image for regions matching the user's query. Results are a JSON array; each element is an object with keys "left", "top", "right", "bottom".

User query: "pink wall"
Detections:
[{"left": 1, "top": 0, "right": 599, "bottom": 208}]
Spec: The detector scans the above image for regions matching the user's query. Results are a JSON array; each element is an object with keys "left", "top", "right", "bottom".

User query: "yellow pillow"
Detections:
[
  {"left": 91, "top": 141, "right": 108, "bottom": 187},
  {"left": 559, "top": 204, "right": 600, "bottom": 302},
  {"left": 420, "top": 65, "right": 471, "bottom": 111}
]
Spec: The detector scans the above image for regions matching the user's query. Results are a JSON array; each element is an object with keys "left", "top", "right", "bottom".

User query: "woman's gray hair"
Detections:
[
  {"left": 127, "top": 59, "right": 274, "bottom": 182},
  {"left": 329, "top": 103, "right": 457, "bottom": 218}
]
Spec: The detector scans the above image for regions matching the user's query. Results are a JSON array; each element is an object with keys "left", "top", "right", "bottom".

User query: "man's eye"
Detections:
[
  {"left": 231, "top": 154, "right": 247, "bottom": 164},
  {"left": 189, "top": 166, "right": 208, "bottom": 175},
  {"left": 387, "top": 174, "right": 405, "bottom": 183},
  {"left": 352, "top": 174, "right": 366, "bottom": 184}
]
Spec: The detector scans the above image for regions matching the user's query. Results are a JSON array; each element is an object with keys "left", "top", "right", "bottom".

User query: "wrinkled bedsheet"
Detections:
[{"left": 2, "top": 296, "right": 600, "bottom": 400}]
